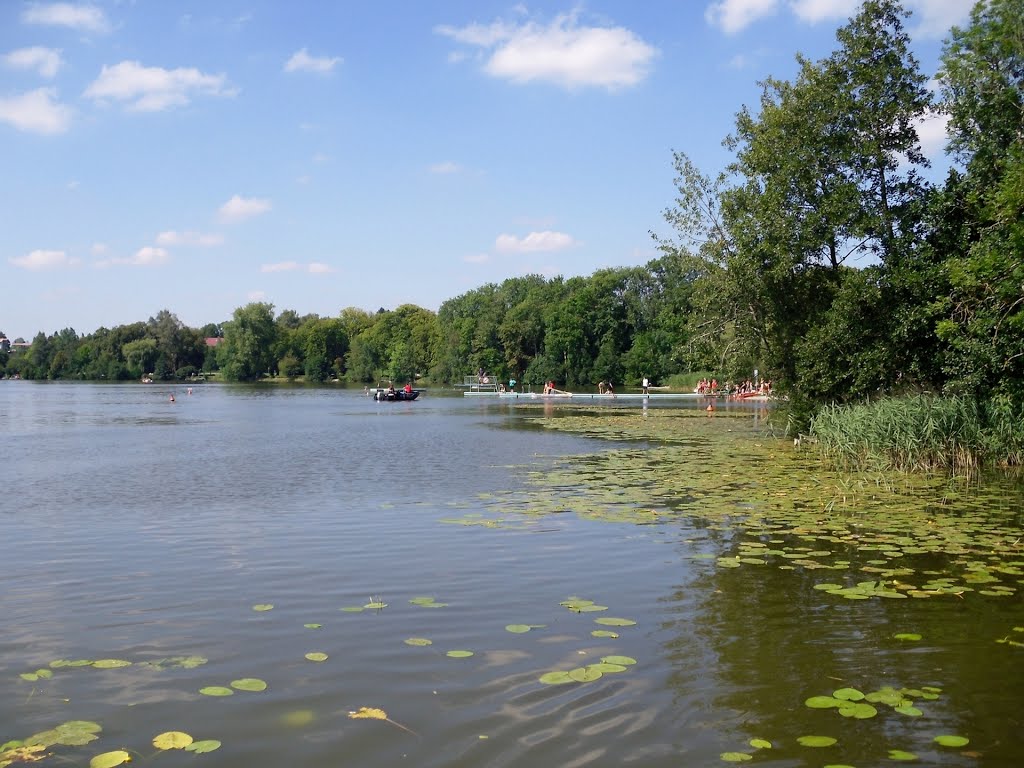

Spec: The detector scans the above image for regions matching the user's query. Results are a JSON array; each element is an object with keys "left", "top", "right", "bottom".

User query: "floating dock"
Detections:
[{"left": 462, "top": 390, "right": 768, "bottom": 402}]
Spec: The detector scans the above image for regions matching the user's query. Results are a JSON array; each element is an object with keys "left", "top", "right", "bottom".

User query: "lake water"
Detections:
[{"left": 1, "top": 382, "right": 1022, "bottom": 768}]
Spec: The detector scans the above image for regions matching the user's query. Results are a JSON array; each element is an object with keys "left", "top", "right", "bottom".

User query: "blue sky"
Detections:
[{"left": 1, "top": 0, "right": 974, "bottom": 341}]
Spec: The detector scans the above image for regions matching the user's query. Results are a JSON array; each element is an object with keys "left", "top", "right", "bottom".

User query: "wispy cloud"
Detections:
[
  {"left": 261, "top": 261, "right": 299, "bottom": 273},
  {"left": 261, "top": 261, "right": 334, "bottom": 273},
  {"left": 9, "top": 249, "right": 79, "bottom": 270},
  {"left": 436, "top": 10, "right": 658, "bottom": 90},
  {"left": 430, "top": 161, "right": 463, "bottom": 174},
  {"left": 156, "top": 230, "right": 224, "bottom": 247},
  {"left": 4, "top": 46, "right": 63, "bottom": 78},
  {"left": 705, "top": 0, "right": 779, "bottom": 34},
  {"left": 709, "top": 0, "right": 973, "bottom": 37},
  {"left": 22, "top": 2, "right": 110, "bottom": 33},
  {"left": 84, "top": 60, "right": 234, "bottom": 112},
  {"left": 219, "top": 194, "right": 271, "bottom": 222},
  {"left": 284, "top": 48, "right": 342, "bottom": 74},
  {"left": 0, "top": 88, "right": 72, "bottom": 134},
  {"left": 495, "top": 230, "right": 579, "bottom": 253},
  {"left": 95, "top": 246, "right": 169, "bottom": 268}
]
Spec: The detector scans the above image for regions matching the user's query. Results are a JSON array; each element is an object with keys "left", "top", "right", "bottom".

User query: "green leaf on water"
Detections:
[
  {"left": 587, "top": 663, "right": 627, "bottom": 674},
  {"left": 199, "top": 686, "right": 233, "bottom": 696},
  {"left": 833, "top": 687, "right": 864, "bottom": 701},
  {"left": 505, "top": 624, "right": 532, "bottom": 633},
  {"left": 593, "top": 618, "right": 636, "bottom": 626},
  {"left": 749, "top": 738, "right": 772, "bottom": 749},
  {"left": 185, "top": 739, "right": 222, "bottom": 753},
  {"left": 805, "top": 696, "right": 841, "bottom": 708},
  {"left": 600, "top": 655, "right": 636, "bottom": 666},
  {"left": 364, "top": 601, "right": 388, "bottom": 610},
  {"left": 797, "top": 735, "right": 837, "bottom": 747},
  {"left": 231, "top": 678, "right": 268, "bottom": 691},
  {"left": 888, "top": 749, "right": 917, "bottom": 761},
  {"left": 720, "top": 752, "right": 752, "bottom": 762},
  {"left": 252, "top": 604, "right": 274, "bottom": 612},
  {"left": 894, "top": 633, "right": 922, "bottom": 641},
  {"left": 304, "top": 652, "right": 328, "bottom": 662},
  {"left": 894, "top": 703, "right": 922, "bottom": 716},
  {"left": 304, "top": 623, "right": 322, "bottom": 629},
  {"left": 838, "top": 702, "right": 877, "bottom": 719},
  {"left": 404, "top": 638, "right": 432, "bottom": 646},
  {"left": 591, "top": 630, "right": 619, "bottom": 638},
  {"left": 92, "top": 659, "right": 132, "bottom": 669},
  {"left": 568, "top": 666, "right": 603, "bottom": 682},
  {"left": 934, "top": 735, "right": 969, "bottom": 748},
  {"left": 539, "top": 671, "right": 574, "bottom": 685},
  {"left": 153, "top": 731, "right": 193, "bottom": 750},
  {"left": 90, "top": 750, "right": 131, "bottom": 768},
  {"left": 20, "top": 673, "right": 38, "bottom": 681},
  {"left": 446, "top": 650, "right": 474, "bottom": 658},
  {"left": 340, "top": 606, "right": 364, "bottom": 612}
]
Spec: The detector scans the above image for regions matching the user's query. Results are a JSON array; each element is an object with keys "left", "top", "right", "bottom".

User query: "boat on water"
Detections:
[{"left": 372, "top": 386, "right": 422, "bottom": 401}]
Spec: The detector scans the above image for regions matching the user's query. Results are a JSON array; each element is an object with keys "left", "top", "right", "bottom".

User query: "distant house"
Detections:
[{"left": 205, "top": 337, "right": 224, "bottom": 347}]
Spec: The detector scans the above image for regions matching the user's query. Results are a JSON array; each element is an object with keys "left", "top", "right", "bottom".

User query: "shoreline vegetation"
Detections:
[{"left": 2, "top": 1, "right": 1022, "bottom": 473}]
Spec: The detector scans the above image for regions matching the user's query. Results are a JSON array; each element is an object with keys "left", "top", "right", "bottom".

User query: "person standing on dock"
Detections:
[{"left": 642, "top": 376, "right": 649, "bottom": 396}]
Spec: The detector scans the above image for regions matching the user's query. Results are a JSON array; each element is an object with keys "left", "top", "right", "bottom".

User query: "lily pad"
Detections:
[
  {"left": 797, "top": 735, "right": 837, "bottom": 747},
  {"left": 252, "top": 604, "right": 274, "bottom": 612},
  {"left": 505, "top": 624, "right": 532, "bottom": 633},
  {"left": 92, "top": 659, "right": 132, "bottom": 669},
  {"left": 888, "top": 749, "right": 918, "bottom": 761},
  {"left": 600, "top": 655, "right": 637, "bottom": 666},
  {"left": 934, "top": 735, "right": 969, "bottom": 748},
  {"left": 153, "top": 731, "right": 193, "bottom": 750},
  {"left": 568, "top": 666, "right": 603, "bottom": 682},
  {"left": 404, "top": 638, "right": 432, "bottom": 646},
  {"left": 833, "top": 687, "right": 864, "bottom": 701},
  {"left": 184, "top": 740, "right": 222, "bottom": 753},
  {"left": 591, "top": 630, "right": 620, "bottom": 638},
  {"left": 593, "top": 617, "right": 637, "bottom": 626},
  {"left": 199, "top": 686, "right": 233, "bottom": 696},
  {"left": 90, "top": 751, "right": 131, "bottom": 768},
  {"left": 446, "top": 650, "right": 474, "bottom": 658},
  {"left": 231, "top": 678, "right": 268, "bottom": 692},
  {"left": 894, "top": 633, "right": 922, "bottom": 641},
  {"left": 304, "top": 652, "right": 328, "bottom": 662},
  {"left": 539, "top": 671, "right": 574, "bottom": 685},
  {"left": 749, "top": 738, "right": 772, "bottom": 749},
  {"left": 304, "top": 624, "right": 322, "bottom": 629},
  {"left": 720, "top": 753, "right": 752, "bottom": 762}
]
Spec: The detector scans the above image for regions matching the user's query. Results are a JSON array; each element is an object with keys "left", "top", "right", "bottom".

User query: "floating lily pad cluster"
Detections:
[
  {"left": 199, "top": 677, "right": 268, "bottom": 696},
  {"left": 19, "top": 656, "right": 146, "bottom": 682},
  {"left": 538, "top": 597, "right": 639, "bottom": 685}
]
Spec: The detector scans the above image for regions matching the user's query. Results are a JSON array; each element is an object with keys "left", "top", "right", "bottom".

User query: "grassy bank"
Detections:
[{"left": 809, "top": 394, "right": 1024, "bottom": 474}]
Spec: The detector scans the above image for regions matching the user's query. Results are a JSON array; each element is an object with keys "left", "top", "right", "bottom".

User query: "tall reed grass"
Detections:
[{"left": 809, "top": 394, "right": 1024, "bottom": 474}]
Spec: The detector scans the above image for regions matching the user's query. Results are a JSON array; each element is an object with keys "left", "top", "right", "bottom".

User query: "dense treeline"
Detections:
[{"left": 2, "top": 0, "right": 1021, "bottom": 429}]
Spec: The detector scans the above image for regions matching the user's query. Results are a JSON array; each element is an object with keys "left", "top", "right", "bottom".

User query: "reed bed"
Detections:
[{"left": 809, "top": 394, "right": 1024, "bottom": 474}]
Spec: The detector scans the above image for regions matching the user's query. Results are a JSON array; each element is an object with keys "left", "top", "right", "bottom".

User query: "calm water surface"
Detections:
[{"left": 1, "top": 382, "right": 1021, "bottom": 768}]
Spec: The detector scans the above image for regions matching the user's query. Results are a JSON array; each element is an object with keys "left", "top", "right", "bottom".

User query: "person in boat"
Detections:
[
  {"left": 404, "top": 382, "right": 413, "bottom": 394},
  {"left": 387, "top": 382, "right": 396, "bottom": 396}
]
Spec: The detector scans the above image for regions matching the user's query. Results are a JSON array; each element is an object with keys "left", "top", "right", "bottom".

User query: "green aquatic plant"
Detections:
[
  {"left": 230, "top": 678, "right": 267, "bottom": 692},
  {"left": 153, "top": 731, "right": 193, "bottom": 749},
  {"left": 304, "top": 652, "right": 328, "bottom": 662}
]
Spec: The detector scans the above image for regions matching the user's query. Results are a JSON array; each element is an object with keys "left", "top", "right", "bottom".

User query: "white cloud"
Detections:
[
  {"left": 9, "top": 249, "right": 79, "bottom": 270},
  {"left": 84, "top": 60, "right": 233, "bottom": 112},
  {"left": 219, "top": 194, "right": 271, "bottom": 222},
  {"left": 463, "top": 253, "right": 490, "bottom": 264},
  {"left": 914, "top": 109, "right": 950, "bottom": 161},
  {"left": 156, "top": 230, "right": 224, "bottom": 247},
  {"left": 787, "top": 0, "right": 857, "bottom": 24},
  {"left": 0, "top": 88, "right": 72, "bottom": 134},
  {"left": 94, "top": 246, "right": 169, "bottom": 268},
  {"left": 495, "top": 230, "right": 578, "bottom": 253},
  {"left": 261, "top": 261, "right": 299, "bottom": 272},
  {"left": 4, "top": 46, "right": 63, "bottom": 78},
  {"left": 436, "top": 11, "right": 658, "bottom": 89},
  {"left": 906, "top": 0, "right": 974, "bottom": 39},
  {"left": 307, "top": 262, "right": 334, "bottom": 273},
  {"left": 22, "top": 2, "right": 110, "bottom": 33},
  {"left": 706, "top": 0, "right": 779, "bottom": 34},
  {"left": 284, "top": 48, "right": 342, "bottom": 74},
  {"left": 90, "top": 242, "right": 108, "bottom": 255},
  {"left": 430, "top": 161, "right": 462, "bottom": 174}
]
